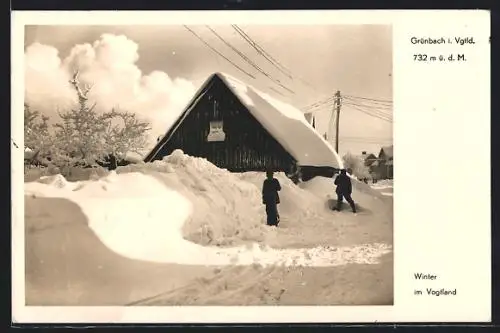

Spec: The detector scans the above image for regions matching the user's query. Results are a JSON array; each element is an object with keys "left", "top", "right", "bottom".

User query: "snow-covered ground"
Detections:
[
  {"left": 25, "top": 150, "right": 392, "bottom": 268},
  {"left": 370, "top": 179, "right": 394, "bottom": 197}
]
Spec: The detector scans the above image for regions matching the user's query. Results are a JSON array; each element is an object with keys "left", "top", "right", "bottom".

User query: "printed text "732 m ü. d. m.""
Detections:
[{"left": 413, "top": 54, "right": 466, "bottom": 62}]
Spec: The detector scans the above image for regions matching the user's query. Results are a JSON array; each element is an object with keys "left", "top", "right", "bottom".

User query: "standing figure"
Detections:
[
  {"left": 334, "top": 169, "right": 357, "bottom": 213},
  {"left": 262, "top": 169, "right": 282, "bottom": 226}
]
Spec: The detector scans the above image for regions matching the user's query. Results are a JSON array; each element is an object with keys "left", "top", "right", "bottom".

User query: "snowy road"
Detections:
[
  {"left": 25, "top": 197, "right": 392, "bottom": 306},
  {"left": 370, "top": 180, "right": 394, "bottom": 197}
]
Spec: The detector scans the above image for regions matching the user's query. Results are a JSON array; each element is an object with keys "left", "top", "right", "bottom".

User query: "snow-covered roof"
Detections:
[
  {"left": 380, "top": 145, "right": 393, "bottom": 159},
  {"left": 216, "top": 73, "right": 343, "bottom": 169}
]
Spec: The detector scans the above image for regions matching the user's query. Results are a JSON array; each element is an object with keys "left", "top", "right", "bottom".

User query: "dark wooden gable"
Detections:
[{"left": 144, "top": 74, "right": 296, "bottom": 173}]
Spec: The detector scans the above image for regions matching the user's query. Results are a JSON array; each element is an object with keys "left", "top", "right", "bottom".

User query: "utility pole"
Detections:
[{"left": 334, "top": 90, "right": 341, "bottom": 153}]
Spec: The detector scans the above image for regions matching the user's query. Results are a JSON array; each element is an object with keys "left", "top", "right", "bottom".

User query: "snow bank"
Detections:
[
  {"left": 25, "top": 155, "right": 391, "bottom": 267},
  {"left": 299, "top": 175, "right": 389, "bottom": 207},
  {"left": 237, "top": 172, "right": 323, "bottom": 219},
  {"left": 117, "top": 150, "right": 268, "bottom": 246}
]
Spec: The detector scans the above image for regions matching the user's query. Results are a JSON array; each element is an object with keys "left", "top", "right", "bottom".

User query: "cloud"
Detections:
[{"left": 24, "top": 33, "right": 197, "bottom": 152}]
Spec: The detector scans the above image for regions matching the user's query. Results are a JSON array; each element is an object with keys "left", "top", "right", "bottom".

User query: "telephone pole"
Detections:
[{"left": 334, "top": 90, "right": 341, "bottom": 153}]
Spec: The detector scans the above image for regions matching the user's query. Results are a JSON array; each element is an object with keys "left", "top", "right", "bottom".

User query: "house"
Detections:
[
  {"left": 144, "top": 73, "right": 343, "bottom": 179},
  {"left": 304, "top": 112, "right": 316, "bottom": 129},
  {"left": 376, "top": 145, "right": 394, "bottom": 179},
  {"left": 361, "top": 151, "right": 377, "bottom": 168},
  {"left": 359, "top": 151, "right": 378, "bottom": 179}
]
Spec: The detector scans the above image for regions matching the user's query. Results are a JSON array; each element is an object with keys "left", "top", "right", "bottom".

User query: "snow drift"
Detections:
[
  {"left": 118, "top": 150, "right": 268, "bottom": 246},
  {"left": 25, "top": 150, "right": 392, "bottom": 267}
]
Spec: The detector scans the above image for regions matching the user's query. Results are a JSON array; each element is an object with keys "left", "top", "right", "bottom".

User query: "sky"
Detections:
[{"left": 24, "top": 24, "right": 393, "bottom": 157}]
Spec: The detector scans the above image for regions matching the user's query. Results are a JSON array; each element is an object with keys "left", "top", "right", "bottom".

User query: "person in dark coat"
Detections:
[
  {"left": 262, "top": 169, "right": 282, "bottom": 226},
  {"left": 334, "top": 169, "right": 357, "bottom": 213}
]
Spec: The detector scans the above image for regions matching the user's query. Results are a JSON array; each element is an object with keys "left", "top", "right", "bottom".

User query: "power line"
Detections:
[
  {"left": 232, "top": 25, "right": 293, "bottom": 79},
  {"left": 302, "top": 95, "right": 336, "bottom": 111},
  {"left": 206, "top": 26, "right": 295, "bottom": 95},
  {"left": 344, "top": 104, "right": 393, "bottom": 123},
  {"left": 304, "top": 93, "right": 350, "bottom": 112},
  {"left": 340, "top": 135, "right": 393, "bottom": 140},
  {"left": 268, "top": 86, "right": 287, "bottom": 97},
  {"left": 232, "top": 25, "right": 319, "bottom": 93},
  {"left": 348, "top": 105, "right": 392, "bottom": 122},
  {"left": 303, "top": 100, "right": 336, "bottom": 113},
  {"left": 305, "top": 92, "right": 393, "bottom": 114},
  {"left": 343, "top": 98, "right": 393, "bottom": 114},
  {"left": 343, "top": 99, "right": 393, "bottom": 110},
  {"left": 357, "top": 107, "right": 392, "bottom": 121},
  {"left": 344, "top": 96, "right": 393, "bottom": 107},
  {"left": 343, "top": 101, "right": 393, "bottom": 118},
  {"left": 183, "top": 25, "right": 256, "bottom": 80},
  {"left": 339, "top": 137, "right": 393, "bottom": 144},
  {"left": 343, "top": 94, "right": 393, "bottom": 104}
]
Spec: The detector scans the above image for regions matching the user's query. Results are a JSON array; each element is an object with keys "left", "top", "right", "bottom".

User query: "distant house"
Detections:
[
  {"left": 304, "top": 112, "right": 316, "bottom": 129},
  {"left": 376, "top": 145, "right": 394, "bottom": 179},
  {"left": 144, "top": 72, "right": 343, "bottom": 179},
  {"left": 361, "top": 151, "right": 377, "bottom": 168},
  {"left": 358, "top": 151, "right": 378, "bottom": 178}
]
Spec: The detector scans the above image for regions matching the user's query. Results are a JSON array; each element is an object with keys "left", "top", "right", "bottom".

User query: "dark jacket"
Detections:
[
  {"left": 334, "top": 174, "right": 352, "bottom": 194},
  {"left": 262, "top": 178, "right": 281, "bottom": 205}
]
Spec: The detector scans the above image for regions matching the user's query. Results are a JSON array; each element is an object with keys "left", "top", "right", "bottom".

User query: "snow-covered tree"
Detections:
[
  {"left": 24, "top": 103, "right": 52, "bottom": 165},
  {"left": 342, "top": 152, "right": 370, "bottom": 179},
  {"left": 103, "top": 109, "right": 151, "bottom": 158},
  {"left": 51, "top": 71, "right": 151, "bottom": 168}
]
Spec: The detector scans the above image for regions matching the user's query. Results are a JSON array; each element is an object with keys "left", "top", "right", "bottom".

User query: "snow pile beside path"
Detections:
[
  {"left": 37, "top": 174, "right": 72, "bottom": 189},
  {"left": 25, "top": 172, "right": 195, "bottom": 262},
  {"left": 117, "top": 150, "right": 268, "bottom": 246},
  {"left": 352, "top": 178, "right": 389, "bottom": 198},
  {"left": 27, "top": 174, "right": 80, "bottom": 196},
  {"left": 25, "top": 172, "right": 391, "bottom": 267},
  {"left": 237, "top": 172, "right": 323, "bottom": 220},
  {"left": 300, "top": 176, "right": 388, "bottom": 210}
]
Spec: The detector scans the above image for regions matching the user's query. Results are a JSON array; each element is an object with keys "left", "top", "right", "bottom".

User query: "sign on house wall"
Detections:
[{"left": 207, "top": 120, "right": 226, "bottom": 142}]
